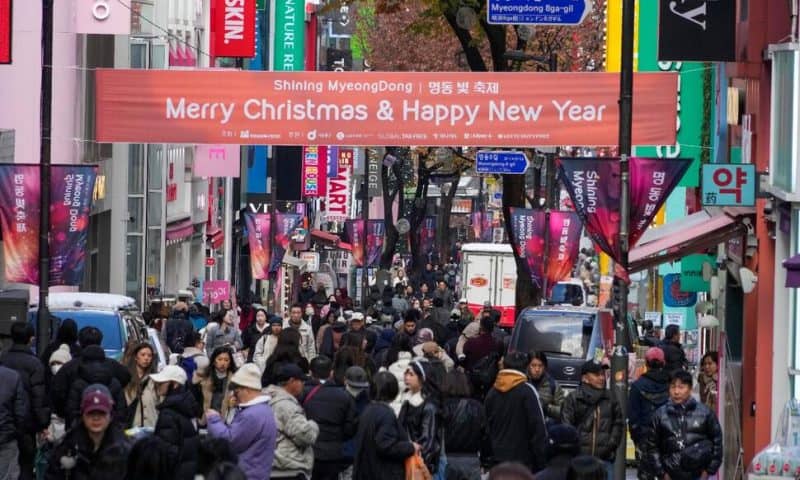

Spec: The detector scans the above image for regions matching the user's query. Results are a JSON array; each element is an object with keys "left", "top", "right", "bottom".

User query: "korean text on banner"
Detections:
[
  {"left": 419, "top": 217, "right": 436, "bottom": 261},
  {"left": 0, "top": 0, "right": 10, "bottom": 64},
  {"left": 0, "top": 165, "right": 41, "bottom": 284},
  {"left": 367, "top": 220, "right": 385, "bottom": 267},
  {"left": 203, "top": 280, "right": 231, "bottom": 304},
  {"left": 269, "top": 213, "right": 302, "bottom": 272},
  {"left": 508, "top": 208, "right": 546, "bottom": 289},
  {"left": 244, "top": 212, "right": 271, "bottom": 279},
  {"left": 303, "top": 146, "right": 328, "bottom": 197},
  {"left": 211, "top": 0, "right": 256, "bottom": 58},
  {"left": 346, "top": 219, "right": 365, "bottom": 267},
  {"left": 95, "top": 70, "right": 678, "bottom": 147},
  {"left": 50, "top": 166, "right": 98, "bottom": 286},
  {"left": 546, "top": 211, "right": 582, "bottom": 293}
]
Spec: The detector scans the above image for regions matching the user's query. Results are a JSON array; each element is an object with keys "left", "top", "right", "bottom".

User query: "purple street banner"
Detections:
[
  {"left": 49, "top": 165, "right": 98, "bottom": 285},
  {"left": 509, "top": 208, "right": 546, "bottom": 289},
  {"left": 471, "top": 212, "right": 482, "bottom": 240},
  {"left": 546, "top": 211, "right": 582, "bottom": 294},
  {"left": 0, "top": 165, "right": 41, "bottom": 284},
  {"left": 471, "top": 211, "right": 494, "bottom": 242},
  {"left": 419, "top": 216, "right": 436, "bottom": 261},
  {"left": 557, "top": 157, "right": 689, "bottom": 269},
  {"left": 346, "top": 219, "right": 365, "bottom": 267},
  {"left": 270, "top": 212, "right": 302, "bottom": 272},
  {"left": 629, "top": 157, "right": 691, "bottom": 246},
  {"left": 366, "top": 220, "right": 385, "bottom": 267},
  {"left": 244, "top": 212, "right": 271, "bottom": 280}
]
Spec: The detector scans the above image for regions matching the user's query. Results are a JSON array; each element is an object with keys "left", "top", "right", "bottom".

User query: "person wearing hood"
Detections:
[
  {"left": 206, "top": 363, "right": 277, "bottom": 480},
  {"left": 399, "top": 360, "right": 443, "bottom": 476},
  {"left": 526, "top": 352, "right": 565, "bottom": 424},
  {"left": 561, "top": 360, "right": 624, "bottom": 475},
  {"left": 484, "top": 351, "right": 547, "bottom": 473},
  {"left": 265, "top": 364, "right": 320, "bottom": 479},
  {"left": 40, "top": 318, "right": 81, "bottom": 378},
  {"left": 151, "top": 366, "right": 202, "bottom": 480},
  {"left": 533, "top": 424, "right": 581, "bottom": 480},
  {"left": 45, "top": 346, "right": 72, "bottom": 443},
  {"left": 381, "top": 334, "right": 414, "bottom": 416},
  {"left": 629, "top": 348, "right": 670, "bottom": 478}
]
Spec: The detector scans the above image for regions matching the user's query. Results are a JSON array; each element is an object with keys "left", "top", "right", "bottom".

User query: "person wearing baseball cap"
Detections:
[
  {"left": 265, "top": 363, "right": 319, "bottom": 479},
  {"left": 628, "top": 347, "right": 670, "bottom": 460},
  {"left": 206, "top": 363, "right": 277, "bottom": 480},
  {"left": 561, "top": 359, "right": 623, "bottom": 475},
  {"left": 151, "top": 365, "right": 203, "bottom": 480},
  {"left": 45, "top": 384, "right": 130, "bottom": 479}
]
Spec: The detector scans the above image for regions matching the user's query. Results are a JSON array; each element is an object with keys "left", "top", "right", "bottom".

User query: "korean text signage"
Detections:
[
  {"left": 211, "top": 0, "right": 256, "bottom": 58},
  {"left": 75, "top": 0, "right": 131, "bottom": 35},
  {"left": 658, "top": 0, "right": 735, "bottom": 61},
  {"left": 701, "top": 164, "right": 756, "bottom": 206},
  {"left": 95, "top": 70, "right": 678, "bottom": 147},
  {"left": 488, "top": 0, "right": 591, "bottom": 25},
  {"left": 325, "top": 149, "right": 352, "bottom": 220},
  {"left": 203, "top": 280, "right": 230, "bottom": 304},
  {"left": 0, "top": 0, "right": 10, "bottom": 64},
  {"left": 476, "top": 150, "right": 528, "bottom": 174},
  {"left": 0, "top": 165, "right": 98, "bottom": 285},
  {"left": 302, "top": 146, "right": 328, "bottom": 197},
  {"left": 272, "top": 0, "right": 304, "bottom": 71}
]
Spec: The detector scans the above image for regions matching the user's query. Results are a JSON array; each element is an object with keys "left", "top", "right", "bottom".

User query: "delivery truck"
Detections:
[{"left": 459, "top": 243, "right": 518, "bottom": 327}]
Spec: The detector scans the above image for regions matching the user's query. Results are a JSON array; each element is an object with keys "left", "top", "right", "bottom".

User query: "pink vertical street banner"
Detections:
[
  {"left": 346, "top": 219, "right": 365, "bottom": 267},
  {"left": 558, "top": 157, "right": 690, "bottom": 272},
  {"left": 325, "top": 149, "right": 351, "bottom": 220},
  {"left": 366, "top": 220, "right": 385, "bottom": 267},
  {"left": 244, "top": 212, "right": 271, "bottom": 280},
  {"left": 509, "top": 208, "right": 546, "bottom": 289},
  {"left": 0, "top": 165, "right": 41, "bottom": 284},
  {"left": 194, "top": 145, "right": 241, "bottom": 177},
  {"left": 270, "top": 212, "right": 302, "bottom": 272},
  {"left": 203, "top": 280, "right": 230, "bottom": 304},
  {"left": 546, "top": 211, "right": 583, "bottom": 294},
  {"left": 49, "top": 165, "right": 98, "bottom": 285},
  {"left": 419, "top": 217, "right": 436, "bottom": 261},
  {"left": 302, "top": 146, "right": 327, "bottom": 197}
]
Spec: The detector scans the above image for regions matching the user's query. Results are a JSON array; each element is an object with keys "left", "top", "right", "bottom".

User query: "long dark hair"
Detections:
[
  {"left": 262, "top": 329, "right": 308, "bottom": 385},
  {"left": 384, "top": 333, "right": 412, "bottom": 367},
  {"left": 125, "top": 342, "right": 157, "bottom": 399},
  {"left": 205, "top": 346, "right": 237, "bottom": 378},
  {"left": 333, "top": 332, "right": 369, "bottom": 384}
]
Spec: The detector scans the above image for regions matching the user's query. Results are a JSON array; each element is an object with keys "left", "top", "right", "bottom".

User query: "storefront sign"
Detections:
[
  {"left": 663, "top": 312, "right": 684, "bottom": 326},
  {"left": 95, "top": 70, "right": 678, "bottom": 146},
  {"left": 658, "top": 0, "right": 735, "bottom": 61},
  {"left": 302, "top": 146, "right": 327, "bottom": 197},
  {"left": 701, "top": 164, "right": 756, "bottom": 206},
  {"left": 195, "top": 144, "right": 241, "bottom": 177},
  {"left": 203, "top": 280, "right": 230, "bottom": 304},
  {"left": 0, "top": 0, "right": 10, "bottom": 64},
  {"left": 680, "top": 254, "right": 715, "bottom": 292},
  {"left": 272, "top": 0, "right": 304, "bottom": 71},
  {"left": 663, "top": 273, "right": 697, "bottom": 307},
  {"left": 644, "top": 311, "right": 662, "bottom": 327},
  {"left": 367, "top": 148, "right": 382, "bottom": 197},
  {"left": 211, "top": 0, "right": 256, "bottom": 58},
  {"left": 299, "top": 251, "right": 319, "bottom": 272},
  {"left": 326, "top": 48, "right": 353, "bottom": 72},
  {"left": 75, "top": 0, "right": 131, "bottom": 35},
  {"left": 325, "top": 159, "right": 351, "bottom": 221}
]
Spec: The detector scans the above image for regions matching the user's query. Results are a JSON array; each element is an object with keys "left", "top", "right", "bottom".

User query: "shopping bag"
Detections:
[{"left": 405, "top": 453, "right": 433, "bottom": 480}]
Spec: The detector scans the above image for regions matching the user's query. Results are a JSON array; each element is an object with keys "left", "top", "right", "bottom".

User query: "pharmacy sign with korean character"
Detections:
[{"left": 701, "top": 164, "right": 756, "bottom": 207}]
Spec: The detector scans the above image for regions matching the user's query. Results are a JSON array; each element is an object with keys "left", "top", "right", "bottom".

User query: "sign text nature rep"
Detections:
[{"left": 95, "top": 70, "right": 678, "bottom": 147}]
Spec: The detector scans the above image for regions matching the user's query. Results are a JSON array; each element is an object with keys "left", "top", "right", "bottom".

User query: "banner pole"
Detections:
[
  {"left": 37, "top": 0, "right": 53, "bottom": 356},
  {"left": 614, "top": 0, "right": 635, "bottom": 477}
]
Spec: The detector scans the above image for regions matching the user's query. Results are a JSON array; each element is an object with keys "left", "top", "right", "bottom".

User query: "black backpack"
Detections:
[{"left": 468, "top": 351, "right": 501, "bottom": 398}]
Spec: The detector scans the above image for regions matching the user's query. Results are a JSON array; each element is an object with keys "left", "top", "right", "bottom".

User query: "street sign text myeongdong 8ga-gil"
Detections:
[{"left": 95, "top": 70, "right": 678, "bottom": 147}]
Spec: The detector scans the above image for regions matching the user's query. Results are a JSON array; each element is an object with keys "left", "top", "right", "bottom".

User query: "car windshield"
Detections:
[
  {"left": 514, "top": 312, "right": 594, "bottom": 358},
  {"left": 548, "top": 284, "right": 584, "bottom": 305},
  {"left": 50, "top": 310, "right": 124, "bottom": 351}
]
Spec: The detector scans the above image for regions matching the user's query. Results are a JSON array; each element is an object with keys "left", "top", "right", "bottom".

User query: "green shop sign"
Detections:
[
  {"left": 635, "top": 1, "right": 710, "bottom": 187},
  {"left": 272, "top": 0, "right": 305, "bottom": 71},
  {"left": 680, "top": 254, "right": 716, "bottom": 292}
]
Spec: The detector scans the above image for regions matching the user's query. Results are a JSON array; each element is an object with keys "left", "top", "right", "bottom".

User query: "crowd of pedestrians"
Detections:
[{"left": 0, "top": 274, "right": 723, "bottom": 480}]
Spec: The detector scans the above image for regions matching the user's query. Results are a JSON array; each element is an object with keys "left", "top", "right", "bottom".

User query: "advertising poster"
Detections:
[
  {"left": 508, "top": 207, "right": 546, "bottom": 289},
  {"left": 270, "top": 212, "right": 302, "bottom": 272},
  {"left": 0, "top": 165, "right": 41, "bottom": 284},
  {"left": 95, "top": 70, "right": 678, "bottom": 147},
  {"left": 244, "top": 212, "right": 271, "bottom": 279},
  {"left": 346, "top": 219, "right": 365, "bottom": 267},
  {"left": 49, "top": 165, "right": 98, "bottom": 285},
  {"left": 366, "top": 220, "right": 385, "bottom": 267},
  {"left": 546, "top": 211, "right": 582, "bottom": 293},
  {"left": 419, "top": 217, "right": 436, "bottom": 262}
]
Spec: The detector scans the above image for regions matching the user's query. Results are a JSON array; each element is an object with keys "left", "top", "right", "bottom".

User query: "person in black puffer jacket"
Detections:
[
  {"left": 151, "top": 365, "right": 202, "bottom": 480},
  {"left": 441, "top": 370, "right": 486, "bottom": 480},
  {"left": 561, "top": 360, "right": 624, "bottom": 466},
  {"left": 629, "top": 347, "right": 670, "bottom": 476},
  {"left": 657, "top": 325, "right": 689, "bottom": 374},
  {"left": 643, "top": 370, "right": 722, "bottom": 480},
  {"left": 399, "top": 360, "right": 442, "bottom": 475},
  {"left": 51, "top": 327, "right": 130, "bottom": 424},
  {"left": 62, "top": 345, "right": 128, "bottom": 429}
]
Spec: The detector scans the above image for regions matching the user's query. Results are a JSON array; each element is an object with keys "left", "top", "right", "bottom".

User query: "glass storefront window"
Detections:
[
  {"left": 127, "top": 197, "right": 143, "bottom": 234},
  {"left": 125, "top": 236, "right": 142, "bottom": 300},
  {"left": 148, "top": 192, "right": 162, "bottom": 226},
  {"left": 129, "top": 144, "right": 144, "bottom": 194},
  {"left": 148, "top": 145, "right": 163, "bottom": 191},
  {"left": 145, "top": 228, "right": 162, "bottom": 288},
  {"left": 130, "top": 43, "right": 147, "bottom": 69}
]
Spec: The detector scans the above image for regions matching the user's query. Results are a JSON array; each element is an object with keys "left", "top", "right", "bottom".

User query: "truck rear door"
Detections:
[
  {"left": 494, "top": 252, "right": 517, "bottom": 327},
  {"left": 462, "top": 252, "right": 493, "bottom": 317}
]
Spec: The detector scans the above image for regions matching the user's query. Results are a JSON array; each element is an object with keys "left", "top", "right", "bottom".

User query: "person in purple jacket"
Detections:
[{"left": 206, "top": 363, "right": 277, "bottom": 480}]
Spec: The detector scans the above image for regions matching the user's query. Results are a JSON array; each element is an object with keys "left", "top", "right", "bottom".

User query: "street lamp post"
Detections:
[{"left": 613, "top": 0, "right": 636, "bottom": 477}]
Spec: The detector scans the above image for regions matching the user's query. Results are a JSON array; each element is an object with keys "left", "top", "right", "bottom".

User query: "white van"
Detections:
[{"left": 459, "top": 243, "right": 517, "bottom": 327}]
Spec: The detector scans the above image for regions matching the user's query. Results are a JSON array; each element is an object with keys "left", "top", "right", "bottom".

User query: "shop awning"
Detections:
[
  {"left": 783, "top": 254, "right": 800, "bottom": 287},
  {"left": 166, "top": 218, "right": 194, "bottom": 244},
  {"left": 628, "top": 207, "right": 754, "bottom": 273},
  {"left": 207, "top": 227, "right": 224, "bottom": 250}
]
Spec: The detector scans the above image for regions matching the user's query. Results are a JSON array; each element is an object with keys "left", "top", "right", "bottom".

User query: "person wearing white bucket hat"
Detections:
[
  {"left": 206, "top": 363, "right": 277, "bottom": 480},
  {"left": 151, "top": 365, "right": 202, "bottom": 480}
]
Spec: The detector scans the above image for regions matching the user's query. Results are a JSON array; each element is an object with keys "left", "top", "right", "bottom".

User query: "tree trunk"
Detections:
[
  {"left": 502, "top": 173, "right": 540, "bottom": 308},
  {"left": 436, "top": 176, "right": 460, "bottom": 262},
  {"left": 379, "top": 161, "right": 400, "bottom": 269}
]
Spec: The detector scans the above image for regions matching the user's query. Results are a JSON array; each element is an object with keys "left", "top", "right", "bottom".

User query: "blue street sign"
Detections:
[
  {"left": 487, "top": 0, "right": 591, "bottom": 25},
  {"left": 476, "top": 150, "right": 529, "bottom": 174}
]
